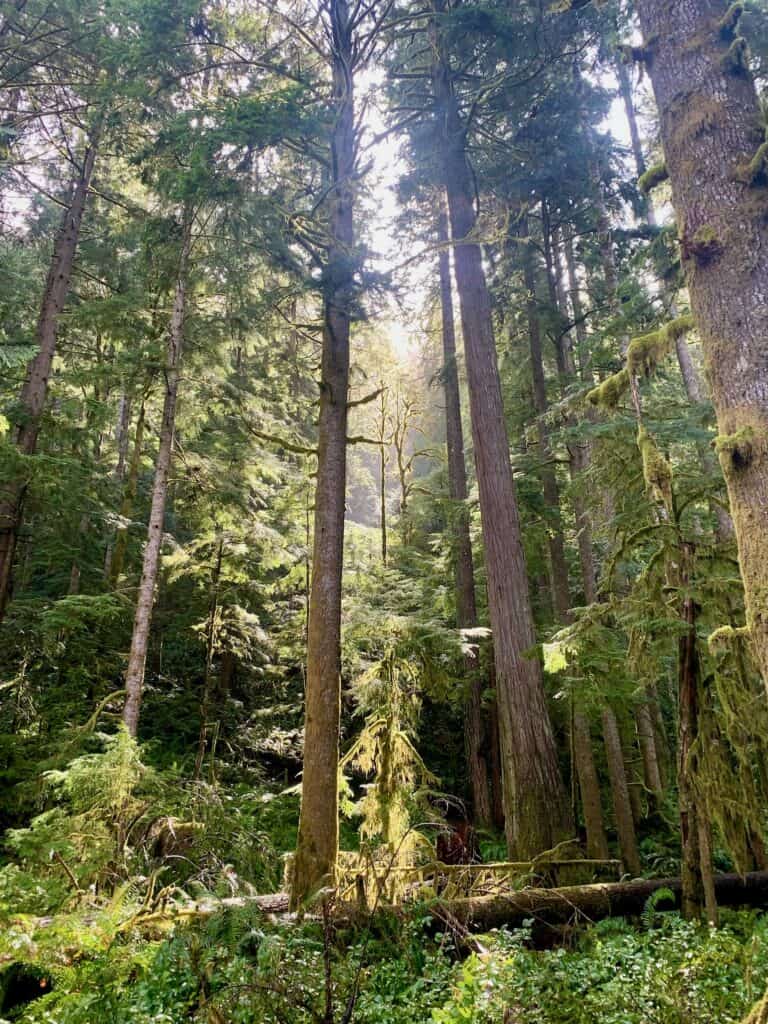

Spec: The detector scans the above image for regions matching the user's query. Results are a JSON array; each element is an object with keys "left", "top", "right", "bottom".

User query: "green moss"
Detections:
[
  {"left": 718, "top": 2, "right": 744, "bottom": 40},
  {"left": 626, "top": 314, "right": 695, "bottom": 378},
  {"left": 715, "top": 426, "right": 756, "bottom": 471},
  {"left": 707, "top": 624, "right": 750, "bottom": 651},
  {"left": 721, "top": 36, "right": 749, "bottom": 75},
  {"left": 686, "top": 224, "right": 724, "bottom": 265},
  {"left": 736, "top": 139, "right": 768, "bottom": 185},
  {"left": 637, "top": 424, "right": 673, "bottom": 511},
  {"left": 638, "top": 161, "right": 668, "bottom": 195},
  {"left": 587, "top": 368, "right": 630, "bottom": 410}
]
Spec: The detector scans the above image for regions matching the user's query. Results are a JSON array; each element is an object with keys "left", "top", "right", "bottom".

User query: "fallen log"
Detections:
[{"left": 429, "top": 870, "right": 768, "bottom": 935}]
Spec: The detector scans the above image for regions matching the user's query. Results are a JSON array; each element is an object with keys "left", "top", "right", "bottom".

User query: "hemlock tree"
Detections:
[{"left": 634, "top": 0, "right": 768, "bottom": 691}]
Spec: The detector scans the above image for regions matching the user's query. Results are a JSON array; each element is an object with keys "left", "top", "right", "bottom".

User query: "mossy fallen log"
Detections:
[{"left": 429, "top": 871, "right": 768, "bottom": 934}]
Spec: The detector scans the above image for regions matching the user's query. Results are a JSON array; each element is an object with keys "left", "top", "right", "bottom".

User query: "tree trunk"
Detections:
[
  {"left": 292, "top": 0, "right": 355, "bottom": 905},
  {"left": 103, "top": 390, "right": 133, "bottom": 579},
  {"left": 108, "top": 400, "right": 146, "bottom": 586},
  {"left": 194, "top": 535, "right": 224, "bottom": 781},
  {"left": 0, "top": 126, "right": 99, "bottom": 619},
  {"left": 601, "top": 706, "right": 641, "bottom": 874},
  {"left": 431, "top": 12, "right": 569, "bottom": 858},
  {"left": 437, "top": 208, "right": 491, "bottom": 827},
  {"left": 573, "top": 711, "right": 610, "bottom": 859},
  {"left": 635, "top": 0, "right": 768, "bottom": 690},
  {"left": 636, "top": 700, "right": 664, "bottom": 811},
  {"left": 521, "top": 220, "right": 571, "bottom": 624},
  {"left": 122, "top": 213, "right": 192, "bottom": 737}
]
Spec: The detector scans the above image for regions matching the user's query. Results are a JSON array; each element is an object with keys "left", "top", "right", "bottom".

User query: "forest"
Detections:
[{"left": 2, "top": 0, "right": 768, "bottom": 1020}]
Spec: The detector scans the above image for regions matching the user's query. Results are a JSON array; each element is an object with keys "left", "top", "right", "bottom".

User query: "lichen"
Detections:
[
  {"left": 638, "top": 161, "right": 668, "bottom": 195},
  {"left": 721, "top": 36, "right": 749, "bottom": 76},
  {"left": 626, "top": 314, "right": 695, "bottom": 378},
  {"left": 718, "top": 2, "right": 744, "bottom": 40},
  {"left": 637, "top": 424, "right": 673, "bottom": 511},
  {"left": 587, "top": 368, "right": 630, "bottom": 409}
]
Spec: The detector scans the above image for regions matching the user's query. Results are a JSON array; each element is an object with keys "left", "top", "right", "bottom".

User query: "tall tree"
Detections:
[{"left": 634, "top": 0, "right": 768, "bottom": 690}]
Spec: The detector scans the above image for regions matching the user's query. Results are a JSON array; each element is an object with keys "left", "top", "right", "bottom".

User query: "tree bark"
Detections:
[
  {"left": 108, "top": 400, "right": 146, "bottom": 586},
  {"left": 431, "top": 10, "right": 569, "bottom": 858},
  {"left": 635, "top": 0, "right": 768, "bottom": 690},
  {"left": 437, "top": 208, "right": 491, "bottom": 827},
  {"left": 0, "top": 126, "right": 99, "bottom": 619},
  {"left": 122, "top": 212, "right": 193, "bottom": 737},
  {"left": 573, "top": 711, "right": 610, "bottom": 860},
  {"left": 292, "top": 0, "right": 355, "bottom": 905},
  {"left": 601, "top": 706, "right": 641, "bottom": 875},
  {"left": 636, "top": 700, "right": 664, "bottom": 811}
]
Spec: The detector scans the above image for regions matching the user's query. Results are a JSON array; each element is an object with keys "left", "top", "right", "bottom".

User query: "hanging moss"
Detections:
[
  {"left": 721, "top": 36, "right": 750, "bottom": 76},
  {"left": 638, "top": 161, "right": 668, "bottom": 195},
  {"left": 626, "top": 314, "right": 695, "bottom": 378},
  {"left": 637, "top": 424, "right": 673, "bottom": 511},
  {"left": 718, "top": 2, "right": 744, "bottom": 40},
  {"left": 708, "top": 624, "right": 751, "bottom": 651},
  {"left": 587, "top": 368, "right": 629, "bottom": 409}
]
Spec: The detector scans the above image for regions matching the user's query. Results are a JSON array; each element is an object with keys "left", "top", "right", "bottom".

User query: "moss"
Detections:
[
  {"left": 587, "top": 368, "right": 629, "bottom": 410},
  {"left": 684, "top": 224, "right": 724, "bottom": 265},
  {"left": 718, "top": 2, "right": 744, "bottom": 40},
  {"left": 736, "top": 139, "right": 768, "bottom": 185},
  {"left": 707, "top": 624, "right": 750, "bottom": 652},
  {"left": 637, "top": 424, "right": 673, "bottom": 511},
  {"left": 721, "top": 36, "right": 750, "bottom": 76},
  {"left": 638, "top": 161, "right": 668, "bottom": 195},
  {"left": 670, "top": 96, "right": 726, "bottom": 156},
  {"left": 715, "top": 426, "right": 756, "bottom": 471},
  {"left": 626, "top": 314, "right": 695, "bottom": 378}
]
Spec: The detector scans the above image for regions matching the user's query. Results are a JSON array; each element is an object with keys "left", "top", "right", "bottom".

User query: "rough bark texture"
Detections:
[
  {"left": 0, "top": 129, "right": 98, "bottom": 619},
  {"left": 431, "top": 14, "right": 569, "bottom": 858},
  {"left": 636, "top": 700, "right": 663, "bottom": 810},
  {"left": 123, "top": 216, "right": 192, "bottom": 737},
  {"left": 601, "top": 706, "right": 641, "bottom": 875},
  {"left": 635, "top": 0, "right": 768, "bottom": 689},
  {"left": 292, "top": 0, "right": 355, "bottom": 905},
  {"left": 437, "top": 209, "right": 491, "bottom": 827}
]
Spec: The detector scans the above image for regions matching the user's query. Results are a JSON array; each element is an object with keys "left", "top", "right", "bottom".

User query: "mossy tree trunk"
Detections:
[
  {"left": 635, "top": 0, "right": 768, "bottom": 691},
  {"left": 431, "top": 6, "right": 570, "bottom": 857},
  {"left": 292, "top": 0, "right": 356, "bottom": 905},
  {"left": 437, "top": 209, "right": 491, "bottom": 828}
]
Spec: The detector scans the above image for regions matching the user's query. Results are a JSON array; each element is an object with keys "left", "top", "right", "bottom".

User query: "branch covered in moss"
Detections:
[
  {"left": 626, "top": 314, "right": 695, "bottom": 378},
  {"left": 637, "top": 424, "right": 673, "bottom": 510},
  {"left": 638, "top": 161, "right": 668, "bottom": 194},
  {"left": 719, "top": 2, "right": 744, "bottom": 40},
  {"left": 708, "top": 624, "right": 751, "bottom": 652},
  {"left": 587, "top": 368, "right": 630, "bottom": 409}
]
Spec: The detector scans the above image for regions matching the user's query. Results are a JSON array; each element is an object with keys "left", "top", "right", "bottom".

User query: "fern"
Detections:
[{"left": 642, "top": 886, "right": 676, "bottom": 929}]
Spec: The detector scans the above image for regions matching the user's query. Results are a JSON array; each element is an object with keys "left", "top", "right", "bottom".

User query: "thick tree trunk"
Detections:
[
  {"left": 635, "top": 0, "right": 768, "bottom": 690},
  {"left": 437, "top": 209, "right": 491, "bottom": 827},
  {"left": 0, "top": 127, "right": 99, "bottom": 619},
  {"left": 122, "top": 215, "right": 192, "bottom": 737},
  {"left": 601, "top": 706, "right": 641, "bottom": 874},
  {"left": 292, "top": 0, "right": 355, "bottom": 905},
  {"left": 431, "top": 17, "right": 569, "bottom": 857}
]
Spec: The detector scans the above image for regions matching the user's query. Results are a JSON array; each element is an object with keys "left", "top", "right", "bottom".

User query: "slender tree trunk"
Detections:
[
  {"left": 573, "top": 711, "right": 610, "bottom": 859},
  {"left": 431, "top": 16, "right": 569, "bottom": 857},
  {"left": 108, "top": 400, "right": 146, "bottom": 586},
  {"left": 602, "top": 706, "right": 641, "bottom": 875},
  {"left": 636, "top": 701, "right": 664, "bottom": 811},
  {"left": 195, "top": 535, "right": 224, "bottom": 781},
  {"left": 292, "top": 0, "right": 355, "bottom": 904},
  {"left": 122, "top": 213, "right": 193, "bottom": 737},
  {"left": 0, "top": 126, "right": 99, "bottom": 619},
  {"left": 521, "top": 220, "right": 571, "bottom": 624},
  {"left": 635, "top": 0, "right": 768, "bottom": 690},
  {"left": 437, "top": 208, "right": 491, "bottom": 827},
  {"left": 103, "top": 390, "right": 133, "bottom": 579}
]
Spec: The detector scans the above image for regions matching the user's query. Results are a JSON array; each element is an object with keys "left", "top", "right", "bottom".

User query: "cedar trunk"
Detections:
[
  {"left": 573, "top": 711, "right": 610, "bottom": 860},
  {"left": 292, "top": 0, "right": 355, "bottom": 905},
  {"left": 431, "top": 20, "right": 569, "bottom": 857},
  {"left": 635, "top": 0, "right": 768, "bottom": 690},
  {"left": 0, "top": 128, "right": 99, "bottom": 619},
  {"left": 437, "top": 209, "right": 491, "bottom": 827},
  {"left": 122, "top": 216, "right": 192, "bottom": 737},
  {"left": 601, "top": 706, "right": 641, "bottom": 875}
]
